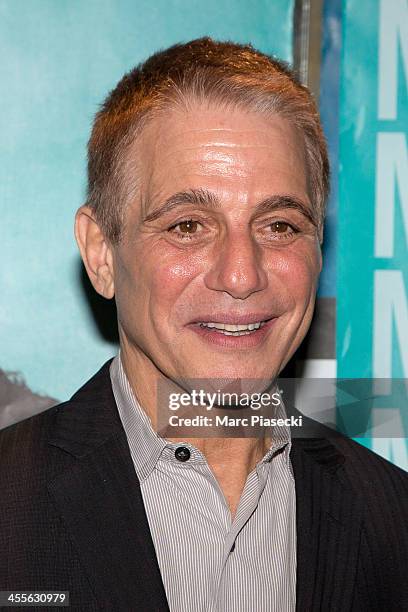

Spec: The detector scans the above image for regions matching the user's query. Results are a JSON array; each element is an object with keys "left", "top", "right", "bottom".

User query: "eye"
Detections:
[
  {"left": 267, "top": 220, "right": 299, "bottom": 238},
  {"left": 270, "top": 221, "right": 292, "bottom": 233},
  {"left": 167, "top": 219, "right": 202, "bottom": 239}
]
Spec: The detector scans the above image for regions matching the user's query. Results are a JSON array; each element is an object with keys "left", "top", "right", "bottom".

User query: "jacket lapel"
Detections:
[
  {"left": 47, "top": 361, "right": 169, "bottom": 611},
  {"left": 291, "top": 436, "right": 364, "bottom": 612}
]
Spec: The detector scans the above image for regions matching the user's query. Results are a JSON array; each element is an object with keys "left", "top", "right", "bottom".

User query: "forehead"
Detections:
[{"left": 132, "top": 102, "right": 309, "bottom": 210}]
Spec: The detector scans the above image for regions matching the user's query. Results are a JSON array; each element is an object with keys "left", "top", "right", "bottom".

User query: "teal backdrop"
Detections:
[
  {"left": 1, "top": 0, "right": 406, "bottom": 470},
  {"left": 338, "top": 0, "right": 408, "bottom": 468},
  {"left": 0, "top": 0, "right": 294, "bottom": 399}
]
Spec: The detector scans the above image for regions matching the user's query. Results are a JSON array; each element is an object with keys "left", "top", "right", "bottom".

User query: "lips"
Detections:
[{"left": 187, "top": 314, "right": 276, "bottom": 348}]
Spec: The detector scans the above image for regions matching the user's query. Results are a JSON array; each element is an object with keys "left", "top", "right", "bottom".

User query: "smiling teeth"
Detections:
[{"left": 199, "top": 321, "right": 265, "bottom": 335}]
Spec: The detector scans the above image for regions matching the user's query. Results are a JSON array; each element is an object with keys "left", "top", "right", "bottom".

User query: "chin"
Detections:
[{"left": 180, "top": 361, "right": 280, "bottom": 383}]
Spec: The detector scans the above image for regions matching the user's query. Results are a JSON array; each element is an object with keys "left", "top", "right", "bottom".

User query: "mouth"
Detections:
[
  {"left": 187, "top": 315, "right": 276, "bottom": 348},
  {"left": 194, "top": 319, "right": 269, "bottom": 336}
]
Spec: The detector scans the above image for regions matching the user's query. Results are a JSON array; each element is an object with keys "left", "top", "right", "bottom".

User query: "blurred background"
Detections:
[{"left": 0, "top": 0, "right": 407, "bottom": 468}]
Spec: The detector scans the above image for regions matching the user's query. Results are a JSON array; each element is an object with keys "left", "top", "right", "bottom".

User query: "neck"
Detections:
[{"left": 119, "top": 344, "right": 273, "bottom": 517}]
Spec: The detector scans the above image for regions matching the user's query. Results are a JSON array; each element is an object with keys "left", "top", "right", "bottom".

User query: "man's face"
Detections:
[{"left": 111, "top": 102, "right": 321, "bottom": 383}]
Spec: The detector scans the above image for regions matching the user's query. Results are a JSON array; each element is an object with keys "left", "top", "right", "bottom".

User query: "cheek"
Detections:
[
  {"left": 265, "top": 242, "right": 320, "bottom": 302},
  {"left": 291, "top": 249, "right": 321, "bottom": 302},
  {"left": 148, "top": 250, "right": 204, "bottom": 315}
]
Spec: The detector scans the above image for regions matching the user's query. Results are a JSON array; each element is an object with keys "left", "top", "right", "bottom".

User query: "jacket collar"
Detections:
[{"left": 48, "top": 359, "right": 120, "bottom": 457}]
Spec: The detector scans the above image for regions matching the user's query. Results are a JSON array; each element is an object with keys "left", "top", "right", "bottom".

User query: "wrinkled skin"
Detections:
[{"left": 109, "top": 103, "right": 322, "bottom": 388}]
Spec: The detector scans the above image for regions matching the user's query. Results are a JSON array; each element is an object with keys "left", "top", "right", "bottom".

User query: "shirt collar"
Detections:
[{"left": 110, "top": 353, "right": 292, "bottom": 481}]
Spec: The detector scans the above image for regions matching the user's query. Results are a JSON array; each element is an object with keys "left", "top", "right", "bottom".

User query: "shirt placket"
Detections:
[{"left": 209, "top": 464, "right": 270, "bottom": 612}]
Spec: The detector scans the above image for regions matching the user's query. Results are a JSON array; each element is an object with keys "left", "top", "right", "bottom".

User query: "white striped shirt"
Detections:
[{"left": 110, "top": 355, "right": 296, "bottom": 612}]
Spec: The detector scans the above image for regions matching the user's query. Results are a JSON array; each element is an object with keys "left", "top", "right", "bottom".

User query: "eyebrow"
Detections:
[
  {"left": 143, "top": 188, "right": 317, "bottom": 226},
  {"left": 143, "top": 189, "right": 220, "bottom": 222},
  {"left": 251, "top": 195, "right": 317, "bottom": 226}
]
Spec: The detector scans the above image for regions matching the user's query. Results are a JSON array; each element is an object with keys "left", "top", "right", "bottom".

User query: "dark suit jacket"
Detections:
[{"left": 1, "top": 360, "right": 407, "bottom": 611}]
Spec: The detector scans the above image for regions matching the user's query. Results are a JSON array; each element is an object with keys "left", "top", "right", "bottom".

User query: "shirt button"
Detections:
[{"left": 175, "top": 446, "right": 191, "bottom": 462}]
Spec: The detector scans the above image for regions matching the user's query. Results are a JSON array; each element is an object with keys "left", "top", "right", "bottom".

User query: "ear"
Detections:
[{"left": 74, "top": 205, "right": 115, "bottom": 299}]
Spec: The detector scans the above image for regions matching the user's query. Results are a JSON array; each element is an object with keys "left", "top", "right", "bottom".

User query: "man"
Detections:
[{"left": 1, "top": 38, "right": 407, "bottom": 611}]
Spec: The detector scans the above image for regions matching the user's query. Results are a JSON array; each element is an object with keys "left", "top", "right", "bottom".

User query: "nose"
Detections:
[{"left": 204, "top": 230, "right": 268, "bottom": 299}]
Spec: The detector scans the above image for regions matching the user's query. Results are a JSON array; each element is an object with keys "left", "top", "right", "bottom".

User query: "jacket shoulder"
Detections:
[
  {"left": 0, "top": 401, "right": 70, "bottom": 474},
  {"left": 294, "top": 410, "right": 407, "bottom": 488},
  {"left": 328, "top": 434, "right": 408, "bottom": 528},
  {"left": 332, "top": 433, "right": 407, "bottom": 485},
  {"left": 0, "top": 359, "right": 114, "bottom": 465}
]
